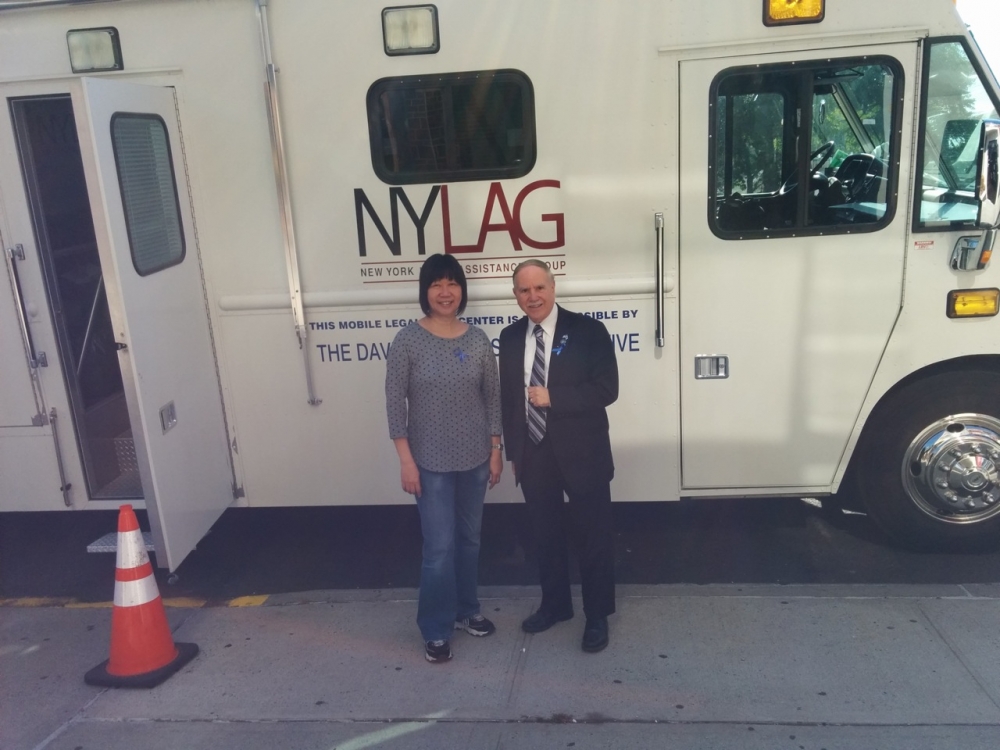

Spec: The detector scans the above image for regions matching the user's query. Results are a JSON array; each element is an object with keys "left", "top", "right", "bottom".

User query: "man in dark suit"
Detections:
[{"left": 499, "top": 259, "right": 619, "bottom": 652}]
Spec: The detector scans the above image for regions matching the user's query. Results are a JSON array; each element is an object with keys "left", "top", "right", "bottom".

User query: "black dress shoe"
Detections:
[
  {"left": 521, "top": 609, "right": 573, "bottom": 634},
  {"left": 582, "top": 617, "right": 609, "bottom": 653}
]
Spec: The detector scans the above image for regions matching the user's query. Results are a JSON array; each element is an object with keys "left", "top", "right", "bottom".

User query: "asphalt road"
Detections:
[{"left": 3, "top": 497, "right": 1000, "bottom": 602}]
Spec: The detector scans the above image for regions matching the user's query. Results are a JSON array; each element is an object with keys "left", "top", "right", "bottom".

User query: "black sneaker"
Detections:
[
  {"left": 424, "top": 639, "right": 452, "bottom": 663},
  {"left": 454, "top": 614, "right": 496, "bottom": 637}
]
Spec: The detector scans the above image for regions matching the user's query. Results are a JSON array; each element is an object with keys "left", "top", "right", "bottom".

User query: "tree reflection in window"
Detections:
[
  {"left": 712, "top": 58, "right": 901, "bottom": 237},
  {"left": 917, "top": 41, "right": 1000, "bottom": 228}
]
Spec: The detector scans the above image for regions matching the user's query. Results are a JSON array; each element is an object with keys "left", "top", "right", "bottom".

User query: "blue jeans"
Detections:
[{"left": 414, "top": 460, "right": 489, "bottom": 642}]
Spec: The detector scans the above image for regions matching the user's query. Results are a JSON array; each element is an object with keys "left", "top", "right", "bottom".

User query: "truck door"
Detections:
[
  {"left": 0, "top": 77, "right": 232, "bottom": 569},
  {"left": 678, "top": 43, "right": 918, "bottom": 491}
]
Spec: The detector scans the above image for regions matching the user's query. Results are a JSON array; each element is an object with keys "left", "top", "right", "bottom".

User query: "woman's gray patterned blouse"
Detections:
[{"left": 385, "top": 322, "right": 502, "bottom": 472}]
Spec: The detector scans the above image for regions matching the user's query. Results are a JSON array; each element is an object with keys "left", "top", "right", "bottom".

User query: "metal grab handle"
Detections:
[
  {"left": 258, "top": 0, "right": 320, "bottom": 406},
  {"left": 5, "top": 244, "right": 42, "bottom": 368},
  {"left": 49, "top": 407, "right": 72, "bottom": 507},
  {"left": 654, "top": 213, "right": 665, "bottom": 348}
]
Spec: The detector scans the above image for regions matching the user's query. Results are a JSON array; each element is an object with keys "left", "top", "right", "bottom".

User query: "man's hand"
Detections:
[{"left": 527, "top": 385, "right": 551, "bottom": 408}]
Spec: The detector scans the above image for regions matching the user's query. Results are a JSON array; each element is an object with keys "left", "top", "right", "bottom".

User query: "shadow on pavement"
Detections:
[{"left": 3, "top": 499, "right": 1000, "bottom": 602}]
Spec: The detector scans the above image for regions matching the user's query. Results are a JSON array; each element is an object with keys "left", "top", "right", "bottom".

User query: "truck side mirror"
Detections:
[{"left": 976, "top": 120, "right": 1000, "bottom": 228}]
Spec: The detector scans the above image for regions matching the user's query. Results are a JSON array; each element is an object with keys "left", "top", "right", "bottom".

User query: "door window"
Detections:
[
  {"left": 914, "top": 40, "right": 1000, "bottom": 230},
  {"left": 110, "top": 114, "right": 185, "bottom": 275},
  {"left": 711, "top": 58, "right": 903, "bottom": 238}
]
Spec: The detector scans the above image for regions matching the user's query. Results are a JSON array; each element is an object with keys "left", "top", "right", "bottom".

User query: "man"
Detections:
[{"left": 499, "top": 259, "right": 619, "bottom": 653}]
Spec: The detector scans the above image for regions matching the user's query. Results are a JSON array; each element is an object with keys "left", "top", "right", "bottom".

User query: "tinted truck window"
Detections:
[{"left": 367, "top": 69, "right": 535, "bottom": 185}]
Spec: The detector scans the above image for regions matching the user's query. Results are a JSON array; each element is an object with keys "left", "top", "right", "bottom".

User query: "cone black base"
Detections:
[{"left": 84, "top": 642, "right": 199, "bottom": 688}]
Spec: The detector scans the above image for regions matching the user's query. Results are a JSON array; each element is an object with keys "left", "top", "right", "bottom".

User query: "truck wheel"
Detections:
[{"left": 857, "top": 371, "right": 1000, "bottom": 551}]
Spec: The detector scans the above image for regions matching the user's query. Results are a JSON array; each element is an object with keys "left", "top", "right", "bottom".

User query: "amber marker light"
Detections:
[
  {"left": 764, "top": 0, "right": 825, "bottom": 26},
  {"left": 947, "top": 288, "right": 1000, "bottom": 318}
]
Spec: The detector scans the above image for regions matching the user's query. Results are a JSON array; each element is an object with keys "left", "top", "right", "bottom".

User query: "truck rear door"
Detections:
[{"left": 0, "top": 75, "right": 233, "bottom": 569}]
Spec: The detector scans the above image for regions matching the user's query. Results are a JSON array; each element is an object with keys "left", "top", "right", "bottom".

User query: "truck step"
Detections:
[{"left": 87, "top": 531, "right": 154, "bottom": 554}]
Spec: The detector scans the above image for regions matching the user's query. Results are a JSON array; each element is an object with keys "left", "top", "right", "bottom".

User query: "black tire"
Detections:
[{"left": 856, "top": 370, "right": 1000, "bottom": 552}]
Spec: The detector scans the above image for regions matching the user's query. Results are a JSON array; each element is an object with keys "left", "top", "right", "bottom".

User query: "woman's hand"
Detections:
[
  {"left": 392, "top": 438, "right": 421, "bottom": 498},
  {"left": 400, "top": 460, "right": 421, "bottom": 498},
  {"left": 489, "top": 450, "right": 503, "bottom": 489}
]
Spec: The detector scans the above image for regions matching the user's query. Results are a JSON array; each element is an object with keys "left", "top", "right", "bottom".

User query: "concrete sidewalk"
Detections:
[{"left": 4, "top": 584, "right": 1000, "bottom": 749}]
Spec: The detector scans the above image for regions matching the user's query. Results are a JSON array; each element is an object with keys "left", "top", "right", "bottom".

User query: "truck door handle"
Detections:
[
  {"left": 654, "top": 213, "right": 665, "bottom": 348},
  {"left": 5, "top": 244, "right": 46, "bottom": 369}
]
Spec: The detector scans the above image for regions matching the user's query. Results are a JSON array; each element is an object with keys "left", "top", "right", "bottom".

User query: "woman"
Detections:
[{"left": 385, "top": 253, "right": 503, "bottom": 663}]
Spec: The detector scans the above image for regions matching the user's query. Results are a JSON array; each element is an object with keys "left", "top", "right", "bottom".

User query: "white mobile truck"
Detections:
[{"left": 2, "top": 0, "right": 1000, "bottom": 569}]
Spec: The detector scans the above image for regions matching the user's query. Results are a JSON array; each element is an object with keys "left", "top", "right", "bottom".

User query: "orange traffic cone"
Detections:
[{"left": 85, "top": 504, "right": 198, "bottom": 688}]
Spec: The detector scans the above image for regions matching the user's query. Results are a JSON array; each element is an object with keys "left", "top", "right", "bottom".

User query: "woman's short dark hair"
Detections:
[{"left": 418, "top": 253, "right": 468, "bottom": 315}]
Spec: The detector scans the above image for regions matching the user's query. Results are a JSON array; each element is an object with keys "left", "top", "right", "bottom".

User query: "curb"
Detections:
[{"left": 7, "top": 582, "right": 1000, "bottom": 608}]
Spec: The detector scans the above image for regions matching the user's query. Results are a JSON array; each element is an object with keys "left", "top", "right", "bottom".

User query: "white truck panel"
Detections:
[{"left": 1, "top": 0, "right": 998, "bottom": 560}]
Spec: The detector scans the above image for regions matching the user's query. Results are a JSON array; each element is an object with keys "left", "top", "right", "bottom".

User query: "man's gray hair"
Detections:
[{"left": 512, "top": 258, "right": 555, "bottom": 286}]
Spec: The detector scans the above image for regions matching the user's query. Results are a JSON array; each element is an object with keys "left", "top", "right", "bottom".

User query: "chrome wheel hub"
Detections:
[{"left": 902, "top": 413, "right": 1000, "bottom": 524}]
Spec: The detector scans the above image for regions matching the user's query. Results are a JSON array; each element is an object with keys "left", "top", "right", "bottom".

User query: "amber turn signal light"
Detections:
[
  {"left": 947, "top": 288, "right": 1000, "bottom": 318},
  {"left": 764, "top": 0, "right": 824, "bottom": 26}
]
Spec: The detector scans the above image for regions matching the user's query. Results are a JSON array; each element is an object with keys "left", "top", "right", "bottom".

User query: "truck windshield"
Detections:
[
  {"left": 811, "top": 65, "right": 894, "bottom": 175},
  {"left": 917, "top": 40, "right": 1000, "bottom": 229}
]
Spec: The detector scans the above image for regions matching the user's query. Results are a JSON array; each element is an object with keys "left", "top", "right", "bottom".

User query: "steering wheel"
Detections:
[
  {"left": 779, "top": 141, "right": 838, "bottom": 195},
  {"left": 810, "top": 141, "right": 837, "bottom": 173}
]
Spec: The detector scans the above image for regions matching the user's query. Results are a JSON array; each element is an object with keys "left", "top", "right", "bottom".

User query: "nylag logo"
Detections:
[{"left": 354, "top": 180, "right": 564, "bottom": 258}]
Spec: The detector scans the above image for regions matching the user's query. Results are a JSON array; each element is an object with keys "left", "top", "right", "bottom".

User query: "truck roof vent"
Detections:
[
  {"left": 382, "top": 5, "right": 439, "bottom": 56},
  {"left": 67, "top": 27, "right": 123, "bottom": 73}
]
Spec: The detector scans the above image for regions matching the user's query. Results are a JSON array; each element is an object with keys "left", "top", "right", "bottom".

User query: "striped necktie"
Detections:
[{"left": 527, "top": 324, "right": 547, "bottom": 444}]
